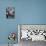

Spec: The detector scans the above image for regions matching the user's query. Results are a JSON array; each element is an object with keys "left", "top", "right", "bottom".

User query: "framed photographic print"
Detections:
[
  {"left": 18, "top": 24, "right": 46, "bottom": 41},
  {"left": 6, "top": 7, "right": 15, "bottom": 19}
]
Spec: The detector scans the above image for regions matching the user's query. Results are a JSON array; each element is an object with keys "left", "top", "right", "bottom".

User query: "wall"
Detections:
[
  {"left": 16, "top": 0, "right": 46, "bottom": 24},
  {"left": 0, "top": 0, "right": 17, "bottom": 44},
  {"left": 0, "top": 0, "right": 46, "bottom": 44}
]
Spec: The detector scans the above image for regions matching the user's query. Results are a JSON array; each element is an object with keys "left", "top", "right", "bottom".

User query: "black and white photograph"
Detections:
[{"left": 18, "top": 25, "right": 46, "bottom": 46}]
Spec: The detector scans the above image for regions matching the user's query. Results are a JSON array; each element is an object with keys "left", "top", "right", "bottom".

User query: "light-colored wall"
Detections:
[
  {"left": 0, "top": 0, "right": 46, "bottom": 45},
  {"left": 0, "top": 0, "right": 18, "bottom": 44}
]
